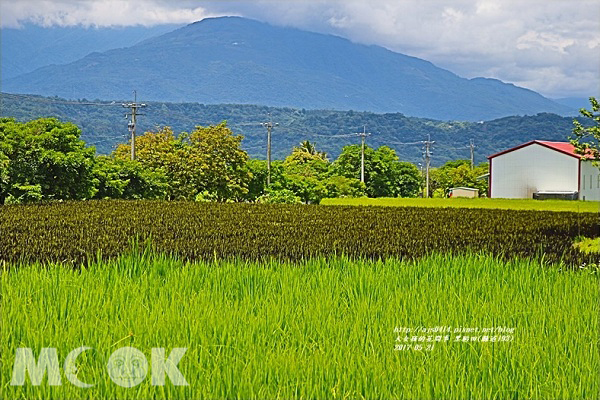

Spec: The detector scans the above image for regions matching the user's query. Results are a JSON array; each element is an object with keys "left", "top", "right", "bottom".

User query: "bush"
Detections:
[
  {"left": 257, "top": 189, "right": 302, "bottom": 204},
  {"left": 5, "top": 184, "right": 43, "bottom": 204}
]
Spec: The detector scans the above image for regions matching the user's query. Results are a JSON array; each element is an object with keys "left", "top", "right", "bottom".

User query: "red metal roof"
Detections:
[
  {"left": 536, "top": 141, "right": 580, "bottom": 157},
  {"left": 488, "top": 140, "right": 593, "bottom": 160}
]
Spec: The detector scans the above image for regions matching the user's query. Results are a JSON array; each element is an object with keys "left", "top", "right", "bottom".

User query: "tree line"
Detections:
[
  {"left": 2, "top": 93, "right": 588, "bottom": 164},
  {"left": 0, "top": 117, "right": 489, "bottom": 205}
]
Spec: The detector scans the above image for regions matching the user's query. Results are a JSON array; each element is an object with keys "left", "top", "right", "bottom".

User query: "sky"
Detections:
[{"left": 1, "top": 0, "right": 599, "bottom": 99}]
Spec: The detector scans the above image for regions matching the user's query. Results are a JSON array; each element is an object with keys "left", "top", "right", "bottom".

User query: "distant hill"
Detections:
[
  {"left": 553, "top": 97, "right": 593, "bottom": 111},
  {"left": 1, "top": 93, "right": 583, "bottom": 166},
  {"left": 1, "top": 23, "right": 183, "bottom": 80},
  {"left": 2, "top": 16, "right": 574, "bottom": 121}
]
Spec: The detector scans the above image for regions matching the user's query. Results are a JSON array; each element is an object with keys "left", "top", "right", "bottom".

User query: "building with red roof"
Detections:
[{"left": 488, "top": 140, "right": 599, "bottom": 201}]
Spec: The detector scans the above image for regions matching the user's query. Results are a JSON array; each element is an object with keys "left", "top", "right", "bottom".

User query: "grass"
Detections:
[
  {"left": 322, "top": 197, "right": 600, "bottom": 213},
  {"left": 574, "top": 237, "right": 600, "bottom": 254},
  {"left": 2, "top": 252, "right": 598, "bottom": 399}
]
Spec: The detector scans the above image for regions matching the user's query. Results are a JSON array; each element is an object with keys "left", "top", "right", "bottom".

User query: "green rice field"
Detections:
[
  {"left": 322, "top": 197, "right": 600, "bottom": 213},
  {"left": 1, "top": 200, "right": 599, "bottom": 398},
  {"left": 2, "top": 252, "right": 598, "bottom": 399}
]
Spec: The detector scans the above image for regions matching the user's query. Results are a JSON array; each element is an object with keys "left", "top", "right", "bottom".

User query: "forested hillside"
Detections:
[{"left": 1, "top": 93, "right": 582, "bottom": 166}]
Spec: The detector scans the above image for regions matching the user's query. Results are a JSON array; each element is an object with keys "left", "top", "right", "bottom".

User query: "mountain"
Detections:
[
  {"left": 553, "top": 97, "right": 592, "bottom": 111},
  {"left": 2, "top": 17, "right": 574, "bottom": 121},
  {"left": 1, "top": 23, "right": 183, "bottom": 80},
  {"left": 1, "top": 93, "right": 584, "bottom": 166}
]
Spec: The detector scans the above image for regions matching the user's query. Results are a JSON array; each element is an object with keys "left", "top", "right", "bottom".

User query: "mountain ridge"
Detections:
[
  {"left": 3, "top": 16, "right": 574, "bottom": 121},
  {"left": 0, "top": 23, "right": 183, "bottom": 79}
]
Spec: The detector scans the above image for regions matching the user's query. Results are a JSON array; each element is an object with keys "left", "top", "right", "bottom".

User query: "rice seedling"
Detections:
[
  {"left": 1, "top": 252, "right": 597, "bottom": 399},
  {"left": 322, "top": 197, "right": 600, "bottom": 213}
]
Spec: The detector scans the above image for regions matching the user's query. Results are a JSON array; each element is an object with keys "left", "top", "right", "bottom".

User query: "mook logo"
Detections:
[{"left": 10, "top": 347, "right": 188, "bottom": 388}]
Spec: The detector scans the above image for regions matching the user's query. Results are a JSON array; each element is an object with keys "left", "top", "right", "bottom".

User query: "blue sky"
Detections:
[{"left": 2, "top": 0, "right": 599, "bottom": 99}]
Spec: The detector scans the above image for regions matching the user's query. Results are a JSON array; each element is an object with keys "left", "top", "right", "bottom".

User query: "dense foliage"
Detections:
[
  {"left": 570, "top": 97, "right": 599, "bottom": 165},
  {"left": 333, "top": 144, "right": 422, "bottom": 197},
  {"left": 430, "top": 160, "right": 489, "bottom": 197},
  {"left": 0, "top": 117, "right": 97, "bottom": 204},
  {"left": 1, "top": 93, "right": 587, "bottom": 164},
  {"left": 0, "top": 118, "right": 428, "bottom": 204},
  {"left": 0, "top": 200, "right": 596, "bottom": 266},
  {"left": 113, "top": 124, "right": 251, "bottom": 201}
]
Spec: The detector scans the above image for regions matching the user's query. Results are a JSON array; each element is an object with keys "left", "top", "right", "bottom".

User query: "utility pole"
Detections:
[
  {"left": 356, "top": 126, "right": 371, "bottom": 183},
  {"left": 469, "top": 139, "right": 475, "bottom": 169},
  {"left": 261, "top": 114, "right": 278, "bottom": 186},
  {"left": 122, "top": 91, "right": 146, "bottom": 161},
  {"left": 418, "top": 162, "right": 424, "bottom": 197},
  {"left": 423, "top": 134, "right": 435, "bottom": 198}
]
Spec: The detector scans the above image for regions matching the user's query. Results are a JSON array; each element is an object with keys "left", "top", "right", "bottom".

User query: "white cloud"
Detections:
[
  {"left": 1, "top": 0, "right": 599, "bottom": 98},
  {"left": 442, "top": 7, "right": 465, "bottom": 24},
  {"left": 517, "top": 31, "right": 575, "bottom": 54},
  {"left": 0, "top": 0, "right": 215, "bottom": 28}
]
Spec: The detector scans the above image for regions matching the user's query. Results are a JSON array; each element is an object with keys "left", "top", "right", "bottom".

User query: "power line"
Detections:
[
  {"left": 422, "top": 134, "right": 435, "bottom": 198},
  {"left": 310, "top": 129, "right": 372, "bottom": 183},
  {"left": 84, "top": 137, "right": 124, "bottom": 146},
  {"left": 386, "top": 140, "right": 423, "bottom": 146},
  {"left": 122, "top": 91, "right": 146, "bottom": 161},
  {"left": 4, "top": 93, "right": 477, "bottom": 169},
  {"left": 356, "top": 126, "right": 371, "bottom": 184},
  {"left": 469, "top": 139, "right": 476, "bottom": 169},
  {"left": 310, "top": 133, "right": 362, "bottom": 138},
  {"left": 432, "top": 140, "right": 475, "bottom": 167},
  {"left": 260, "top": 114, "right": 278, "bottom": 186}
]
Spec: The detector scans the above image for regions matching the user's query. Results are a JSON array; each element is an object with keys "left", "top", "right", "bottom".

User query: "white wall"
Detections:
[
  {"left": 491, "top": 144, "right": 579, "bottom": 199},
  {"left": 579, "top": 161, "right": 600, "bottom": 201}
]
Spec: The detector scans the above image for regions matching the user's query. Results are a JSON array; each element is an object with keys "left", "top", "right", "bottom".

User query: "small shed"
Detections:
[{"left": 449, "top": 187, "right": 479, "bottom": 198}]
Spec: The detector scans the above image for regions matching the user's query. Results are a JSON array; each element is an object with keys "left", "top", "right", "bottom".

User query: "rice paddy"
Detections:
[
  {"left": 1, "top": 252, "right": 598, "bottom": 399},
  {"left": 1, "top": 200, "right": 598, "bottom": 398},
  {"left": 322, "top": 197, "right": 600, "bottom": 213}
]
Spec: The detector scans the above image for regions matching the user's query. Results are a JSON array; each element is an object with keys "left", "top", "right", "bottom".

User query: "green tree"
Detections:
[
  {"left": 0, "top": 149, "right": 9, "bottom": 204},
  {"left": 189, "top": 122, "right": 250, "bottom": 201},
  {"left": 243, "top": 159, "right": 287, "bottom": 202},
  {"left": 323, "top": 175, "right": 365, "bottom": 198},
  {"left": 0, "top": 117, "right": 97, "bottom": 203},
  {"left": 332, "top": 144, "right": 421, "bottom": 197},
  {"left": 93, "top": 156, "right": 168, "bottom": 199},
  {"left": 394, "top": 161, "right": 423, "bottom": 198},
  {"left": 283, "top": 174, "right": 327, "bottom": 204},
  {"left": 570, "top": 97, "right": 599, "bottom": 165},
  {"left": 5, "top": 184, "right": 43, "bottom": 204},
  {"left": 257, "top": 188, "right": 302, "bottom": 204},
  {"left": 115, "top": 126, "right": 188, "bottom": 198},
  {"left": 332, "top": 144, "right": 376, "bottom": 182},
  {"left": 430, "top": 160, "right": 489, "bottom": 197},
  {"left": 280, "top": 141, "right": 331, "bottom": 203},
  {"left": 283, "top": 141, "right": 329, "bottom": 176},
  {"left": 114, "top": 122, "right": 250, "bottom": 201},
  {"left": 291, "top": 140, "right": 328, "bottom": 162}
]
